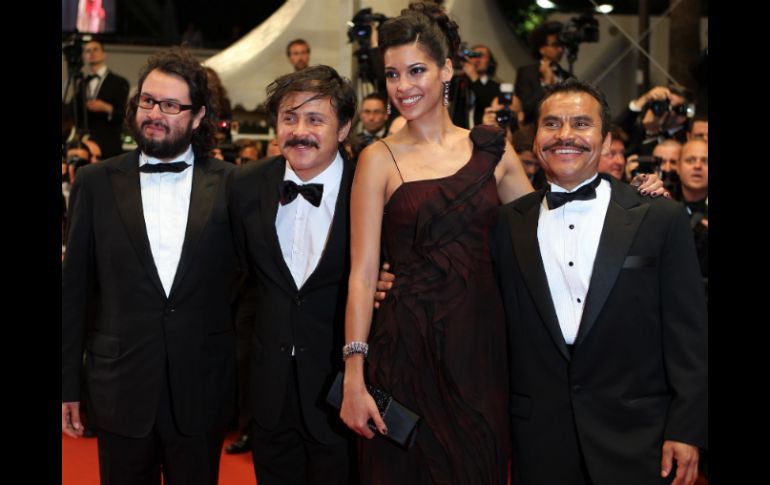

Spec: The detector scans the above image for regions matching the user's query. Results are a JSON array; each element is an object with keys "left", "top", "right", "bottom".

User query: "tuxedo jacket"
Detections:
[
  {"left": 73, "top": 71, "right": 130, "bottom": 158},
  {"left": 229, "top": 154, "right": 353, "bottom": 445},
  {"left": 62, "top": 150, "right": 237, "bottom": 438},
  {"left": 515, "top": 63, "right": 572, "bottom": 125},
  {"left": 492, "top": 176, "right": 707, "bottom": 485}
]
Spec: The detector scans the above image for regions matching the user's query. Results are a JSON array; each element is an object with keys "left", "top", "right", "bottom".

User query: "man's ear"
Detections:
[
  {"left": 192, "top": 105, "right": 206, "bottom": 130},
  {"left": 601, "top": 132, "right": 612, "bottom": 155},
  {"left": 338, "top": 119, "right": 352, "bottom": 142}
]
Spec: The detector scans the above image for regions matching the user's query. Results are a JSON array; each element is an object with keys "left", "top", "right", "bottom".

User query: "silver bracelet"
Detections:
[{"left": 342, "top": 341, "right": 369, "bottom": 360}]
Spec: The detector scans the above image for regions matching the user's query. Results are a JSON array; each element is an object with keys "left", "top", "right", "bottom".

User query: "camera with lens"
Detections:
[
  {"left": 347, "top": 8, "right": 388, "bottom": 46},
  {"left": 495, "top": 83, "right": 518, "bottom": 131},
  {"left": 647, "top": 99, "right": 696, "bottom": 119},
  {"left": 458, "top": 42, "right": 482, "bottom": 62},
  {"left": 62, "top": 32, "right": 85, "bottom": 73}
]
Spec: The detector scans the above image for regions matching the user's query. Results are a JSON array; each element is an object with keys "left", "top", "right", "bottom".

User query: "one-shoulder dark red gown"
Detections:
[{"left": 361, "top": 125, "right": 510, "bottom": 485}]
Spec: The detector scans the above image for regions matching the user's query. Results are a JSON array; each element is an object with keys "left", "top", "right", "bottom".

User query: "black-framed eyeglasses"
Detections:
[{"left": 137, "top": 94, "right": 194, "bottom": 115}]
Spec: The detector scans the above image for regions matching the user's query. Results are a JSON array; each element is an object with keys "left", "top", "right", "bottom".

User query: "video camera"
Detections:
[
  {"left": 558, "top": 14, "right": 599, "bottom": 51},
  {"left": 62, "top": 32, "right": 86, "bottom": 74},
  {"left": 347, "top": 8, "right": 388, "bottom": 46},
  {"left": 347, "top": 8, "right": 388, "bottom": 84}
]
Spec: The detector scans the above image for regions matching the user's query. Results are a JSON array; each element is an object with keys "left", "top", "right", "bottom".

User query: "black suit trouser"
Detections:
[
  {"left": 95, "top": 368, "right": 226, "bottom": 485},
  {"left": 251, "top": 358, "right": 354, "bottom": 485}
]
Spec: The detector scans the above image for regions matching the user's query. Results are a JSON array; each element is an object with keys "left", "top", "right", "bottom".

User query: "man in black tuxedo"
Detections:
[
  {"left": 515, "top": 21, "right": 572, "bottom": 125},
  {"left": 229, "top": 65, "right": 357, "bottom": 485},
  {"left": 62, "top": 48, "right": 237, "bottom": 485},
  {"left": 71, "top": 38, "right": 130, "bottom": 159},
  {"left": 492, "top": 79, "right": 707, "bottom": 485}
]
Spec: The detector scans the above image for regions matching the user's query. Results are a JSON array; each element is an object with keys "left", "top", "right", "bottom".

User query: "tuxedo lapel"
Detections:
[
  {"left": 168, "top": 157, "right": 223, "bottom": 298},
  {"left": 108, "top": 151, "right": 166, "bottom": 298},
  {"left": 575, "top": 179, "right": 648, "bottom": 347},
  {"left": 300, "top": 156, "right": 352, "bottom": 293},
  {"left": 261, "top": 157, "right": 299, "bottom": 293},
  {"left": 508, "top": 192, "right": 571, "bottom": 361}
]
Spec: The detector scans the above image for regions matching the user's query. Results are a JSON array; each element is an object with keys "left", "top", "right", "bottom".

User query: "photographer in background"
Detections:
[
  {"left": 615, "top": 84, "right": 694, "bottom": 156},
  {"left": 62, "top": 139, "right": 94, "bottom": 209},
  {"left": 349, "top": 93, "right": 390, "bottom": 161},
  {"left": 235, "top": 139, "right": 260, "bottom": 165},
  {"left": 515, "top": 21, "right": 572, "bottom": 125},
  {"left": 626, "top": 139, "right": 683, "bottom": 198},
  {"left": 480, "top": 83, "right": 524, "bottom": 142},
  {"left": 357, "top": 92, "right": 389, "bottom": 139},
  {"left": 688, "top": 114, "right": 708, "bottom": 142},
  {"left": 70, "top": 38, "right": 130, "bottom": 159},
  {"left": 676, "top": 139, "right": 708, "bottom": 298},
  {"left": 286, "top": 39, "right": 311, "bottom": 72},
  {"left": 460, "top": 44, "right": 502, "bottom": 127},
  {"left": 597, "top": 125, "right": 628, "bottom": 181}
]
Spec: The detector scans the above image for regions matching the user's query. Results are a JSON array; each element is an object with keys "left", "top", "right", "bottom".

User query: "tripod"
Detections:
[{"left": 61, "top": 33, "right": 90, "bottom": 139}]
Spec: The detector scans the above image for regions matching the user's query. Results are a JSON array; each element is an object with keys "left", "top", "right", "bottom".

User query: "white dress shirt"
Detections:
[
  {"left": 140, "top": 145, "right": 195, "bottom": 296},
  {"left": 87, "top": 65, "right": 108, "bottom": 99},
  {"left": 537, "top": 174, "right": 610, "bottom": 344},
  {"left": 276, "top": 152, "right": 343, "bottom": 289}
]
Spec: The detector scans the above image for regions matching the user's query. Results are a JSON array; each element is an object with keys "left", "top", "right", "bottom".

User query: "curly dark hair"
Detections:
[
  {"left": 264, "top": 64, "right": 356, "bottom": 129},
  {"left": 378, "top": 1, "right": 461, "bottom": 67},
  {"left": 126, "top": 47, "right": 215, "bottom": 159},
  {"left": 528, "top": 21, "right": 563, "bottom": 60}
]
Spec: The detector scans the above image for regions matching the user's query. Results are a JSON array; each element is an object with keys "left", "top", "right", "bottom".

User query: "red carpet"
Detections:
[
  {"left": 62, "top": 431, "right": 256, "bottom": 485},
  {"left": 64, "top": 432, "right": 708, "bottom": 484}
]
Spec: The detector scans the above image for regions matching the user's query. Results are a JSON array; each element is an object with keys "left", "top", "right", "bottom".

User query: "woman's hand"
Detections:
[{"left": 340, "top": 376, "right": 387, "bottom": 439}]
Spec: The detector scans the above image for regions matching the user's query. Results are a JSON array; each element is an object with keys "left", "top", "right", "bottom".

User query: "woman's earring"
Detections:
[
  {"left": 443, "top": 82, "right": 450, "bottom": 107},
  {"left": 387, "top": 99, "right": 392, "bottom": 115}
]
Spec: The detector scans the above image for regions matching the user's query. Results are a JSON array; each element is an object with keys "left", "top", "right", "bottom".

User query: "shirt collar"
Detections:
[
  {"left": 90, "top": 65, "right": 108, "bottom": 80},
  {"left": 140, "top": 144, "right": 195, "bottom": 168},
  {"left": 549, "top": 173, "right": 600, "bottom": 193}
]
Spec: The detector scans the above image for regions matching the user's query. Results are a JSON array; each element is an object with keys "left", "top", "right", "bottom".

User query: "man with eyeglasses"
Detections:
[
  {"left": 515, "top": 20, "right": 573, "bottom": 124},
  {"left": 70, "top": 38, "right": 130, "bottom": 159},
  {"left": 63, "top": 48, "right": 238, "bottom": 485}
]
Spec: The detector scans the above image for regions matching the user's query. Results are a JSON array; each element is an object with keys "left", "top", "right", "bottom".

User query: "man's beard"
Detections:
[{"left": 132, "top": 118, "right": 194, "bottom": 159}]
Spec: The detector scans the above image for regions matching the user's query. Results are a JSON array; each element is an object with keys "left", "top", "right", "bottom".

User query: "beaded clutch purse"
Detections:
[{"left": 326, "top": 371, "right": 421, "bottom": 448}]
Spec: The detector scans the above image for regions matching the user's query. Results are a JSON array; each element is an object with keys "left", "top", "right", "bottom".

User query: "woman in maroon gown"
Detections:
[{"left": 340, "top": 3, "right": 533, "bottom": 484}]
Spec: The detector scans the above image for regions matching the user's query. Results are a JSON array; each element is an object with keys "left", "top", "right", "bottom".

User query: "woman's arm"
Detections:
[
  {"left": 340, "top": 142, "right": 392, "bottom": 438},
  {"left": 495, "top": 139, "right": 535, "bottom": 204}
]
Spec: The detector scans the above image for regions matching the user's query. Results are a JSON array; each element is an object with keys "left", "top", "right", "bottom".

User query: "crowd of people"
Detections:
[{"left": 62, "top": 2, "right": 708, "bottom": 485}]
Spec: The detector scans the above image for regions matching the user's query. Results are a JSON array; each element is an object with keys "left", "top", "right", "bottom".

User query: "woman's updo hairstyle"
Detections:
[{"left": 378, "top": 1, "right": 461, "bottom": 67}]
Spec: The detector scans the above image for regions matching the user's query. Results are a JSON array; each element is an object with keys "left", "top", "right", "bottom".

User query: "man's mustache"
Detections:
[
  {"left": 141, "top": 120, "right": 170, "bottom": 133},
  {"left": 284, "top": 137, "right": 320, "bottom": 149},
  {"left": 542, "top": 140, "right": 590, "bottom": 152}
]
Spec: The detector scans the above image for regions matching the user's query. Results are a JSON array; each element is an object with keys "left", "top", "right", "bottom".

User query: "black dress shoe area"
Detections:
[{"left": 225, "top": 434, "right": 251, "bottom": 454}]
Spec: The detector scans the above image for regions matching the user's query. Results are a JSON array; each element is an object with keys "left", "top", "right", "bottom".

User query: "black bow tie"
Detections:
[
  {"left": 280, "top": 180, "right": 323, "bottom": 207},
  {"left": 545, "top": 176, "right": 602, "bottom": 210},
  {"left": 139, "top": 161, "right": 191, "bottom": 174}
]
